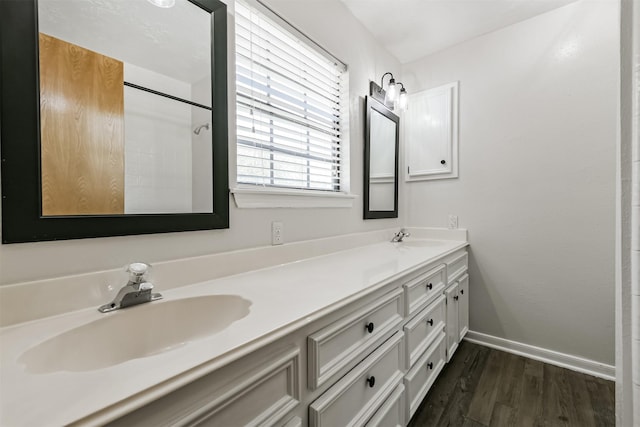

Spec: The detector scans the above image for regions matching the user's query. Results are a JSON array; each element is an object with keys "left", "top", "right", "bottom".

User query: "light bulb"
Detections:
[
  {"left": 147, "top": 0, "right": 175, "bottom": 8},
  {"left": 386, "top": 78, "right": 397, "bottom": 103},
  {"left": 398, "top": 88, "right": 408, "bottom": 111}
]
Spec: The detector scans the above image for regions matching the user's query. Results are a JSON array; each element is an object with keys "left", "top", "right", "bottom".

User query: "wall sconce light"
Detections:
[
  {"left": 370, "top": 72, "right": 407, "bottom": 111},
  {"left": 398, "top": 83, "right": 408, "bottom": 111}
]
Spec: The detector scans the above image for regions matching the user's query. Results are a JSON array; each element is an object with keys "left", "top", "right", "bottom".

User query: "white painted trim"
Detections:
[
  {"left": 464, "top": 330, "right": 615, "bottom": 381},
  {"left": 231, "top": 187, "right": 356, "bottom": 208},
  {"left": 179, "top": 347, "right": 300, "bottom": 426}
]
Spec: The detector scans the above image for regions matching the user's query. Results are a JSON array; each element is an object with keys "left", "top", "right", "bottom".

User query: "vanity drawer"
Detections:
[
  {"left": 309, "top": 332, "right": 404, "bottom": 427},
  {"left": 403, "top": 295, "right": 446, "bottom": 369},
  {"left": 108, "top": 348, "right": 300, "bottom": 427},
  {"left": 447, "top": 251, "right": 468, "bottom": 284},
  {"left": 282, "top": 416, "right": 302, "bottom": 427},
  {"left": 308, "top": 288, "right": 404, "bottom": 389},
  {"left": 364, "top": 383, "right": 405, "bottom": 427},
  {"left": 404, "top": 332, "right": 446, "bottom": 420},
  {"left": 403, "top": 264, "right": 446, "bottom": 317}
]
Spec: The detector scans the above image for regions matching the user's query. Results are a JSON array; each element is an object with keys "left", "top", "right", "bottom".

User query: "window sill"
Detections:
[{"left": 231, "top": 187, "right": 357, "bottom": 209}]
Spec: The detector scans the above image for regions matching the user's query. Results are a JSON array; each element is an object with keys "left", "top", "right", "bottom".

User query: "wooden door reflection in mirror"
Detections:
[{"left": 39, "top": 33, "right": 126, "bottom": 215}]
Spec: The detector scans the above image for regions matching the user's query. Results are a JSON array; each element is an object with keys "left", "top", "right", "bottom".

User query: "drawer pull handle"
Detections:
[
  {"left": 366, "top": 376, "right": 376, "bottom": 388},
  {"left": 365, "top": 322, "right": 375, "bottom": 333},
  {"left": 427, "top": 283, "right": 433, "bottom": 290},
  {"left": 427, "top": 362, "right": 434, "bottom": 370},
  {"left": 454, "top": 295, "right": 459, "bottom": 301},
  {"left": 427, "top": 319, "right": 434, "bottom": 326}
]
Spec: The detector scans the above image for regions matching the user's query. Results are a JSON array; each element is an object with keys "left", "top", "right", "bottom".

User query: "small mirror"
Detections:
[{"left": 364, "top": 96, "right": 399, "bottom": 219}]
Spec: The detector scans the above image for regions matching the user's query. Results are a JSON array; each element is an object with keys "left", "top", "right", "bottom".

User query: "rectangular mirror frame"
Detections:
[
  {"left": 363, "top": 96, "right": 399, "bottom": 219},
  {"left": 0, "top": 0, "right": 229, "bottom": 243}
]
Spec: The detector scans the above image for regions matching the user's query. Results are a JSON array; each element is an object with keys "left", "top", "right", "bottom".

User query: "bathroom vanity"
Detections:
[{"left": 0, "top": 229, "right": 468, "bottom": 426}]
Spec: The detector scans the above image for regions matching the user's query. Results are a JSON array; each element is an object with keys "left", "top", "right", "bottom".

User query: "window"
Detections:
[{"left": 235, "top": 0, "right": 348, "bottom": 194}]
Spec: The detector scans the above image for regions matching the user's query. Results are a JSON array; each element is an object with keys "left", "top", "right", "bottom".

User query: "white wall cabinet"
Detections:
[
  {"left": 110, "top": 248, "right": 468, "bottom": 427},
  {"left": 404, "top": 82, "right": 459, "bottom": 181}
]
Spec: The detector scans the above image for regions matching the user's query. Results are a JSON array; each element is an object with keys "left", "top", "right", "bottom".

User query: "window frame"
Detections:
[{"left": 231, "top": 0, "right": 353, "bottom": 209}]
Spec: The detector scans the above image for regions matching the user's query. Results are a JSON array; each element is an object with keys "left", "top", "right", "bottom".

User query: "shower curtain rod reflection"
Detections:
[{"left": 123, "top": 81, "right": 212, "bottom": 111}]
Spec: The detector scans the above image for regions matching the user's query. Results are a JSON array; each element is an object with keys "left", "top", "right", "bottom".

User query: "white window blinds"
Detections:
[{"left": 235, "top": 0, "right": 347, "bottom": 192}]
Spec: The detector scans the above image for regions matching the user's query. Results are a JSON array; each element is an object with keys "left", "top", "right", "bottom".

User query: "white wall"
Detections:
[
  {"left": 402, "top": 0, "right": 618, "bottom": 365},
  {"left": 0, "top": 0, "right": 402, "bottom": 285},
  {"left": 124, "top": 64, "right": 194, "bottom": 214}
]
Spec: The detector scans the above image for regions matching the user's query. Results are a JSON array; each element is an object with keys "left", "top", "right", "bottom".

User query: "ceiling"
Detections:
[
  {"left": 341, "top": 0, "right": 578, "bottom": 64},
  {"left": 38, "top": 0, "right": 210, "bottom": 84}
]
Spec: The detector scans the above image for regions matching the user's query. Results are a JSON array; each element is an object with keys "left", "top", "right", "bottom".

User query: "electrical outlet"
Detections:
[
  {"left": 448, "top": 214, "right": 458, "bottom": 230},
  {"left": 272, "top": 221, "right": 284, "bottom": 245}
]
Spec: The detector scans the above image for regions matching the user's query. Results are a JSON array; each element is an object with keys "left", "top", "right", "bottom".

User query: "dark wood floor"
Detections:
[{"left": 408, "top": 341, "right": 615, "bottom": 427}]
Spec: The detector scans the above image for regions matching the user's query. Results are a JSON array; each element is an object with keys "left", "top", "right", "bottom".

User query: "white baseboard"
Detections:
[{"left": 464, "top": 330, "right": 615, "bottom": 381}]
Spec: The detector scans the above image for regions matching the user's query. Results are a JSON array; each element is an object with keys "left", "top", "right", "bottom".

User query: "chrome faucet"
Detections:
[
  {"left": 99, "top": 263, "right": 162, "bottom": 313},
  {"left": 391, "top": 228, "right": 411, "bottom": 242}
]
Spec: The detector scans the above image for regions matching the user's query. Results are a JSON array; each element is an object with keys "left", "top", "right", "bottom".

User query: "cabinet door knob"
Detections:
[
  {"left": 427, "top": 362, "right": 434, "bottom": 370},
  {"left": 427, "top": 319, "right": 434, "bottom": 326},
  {"left": 427, "top": 283, "right": 433, "bottom": 290},
  {"left": 460, "top": 289, "right": 464, "bottom": 295},
  {"left": 454, "top": 295, "right": 459, "bottom": 301},
  {"left": 366, "top": 376, "right": 376, "bottom": 388},
  {"left": 440, "top": 160, "right": 446, "bottom": 165},
  {"left": 365, "top": 322, "right": 375, "bottom": 333}
]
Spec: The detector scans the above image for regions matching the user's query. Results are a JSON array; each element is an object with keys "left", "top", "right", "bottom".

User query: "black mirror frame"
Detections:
[
  {"left": 363, "top": 96, "right": 399, "bottom": 220},
  {"left": 0, "top": 0, "right": 229, "bottom": 243}
]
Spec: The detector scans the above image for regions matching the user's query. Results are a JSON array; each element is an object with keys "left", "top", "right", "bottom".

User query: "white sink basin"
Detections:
[
  {"left": 396, "top": 240, "right": 446, "bottom": 248},
  {"left": 19, "top": 295, "right": 251, "bottom": 373}
]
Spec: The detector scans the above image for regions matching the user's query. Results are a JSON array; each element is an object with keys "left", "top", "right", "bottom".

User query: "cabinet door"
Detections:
[
  {"left": 458, "top": 274, "right": 469, "bottom": 341},
  {"left": 404, "top": 82, "right": 458, "bottom": 181},
  {"left": 107, "top": 348, "right": 301, "bottom": 427},
  {"left": 445, "top": 283, "right": 459, "bottom": 361}
]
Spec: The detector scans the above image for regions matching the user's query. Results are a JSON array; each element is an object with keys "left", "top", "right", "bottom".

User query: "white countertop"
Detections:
[{"left": 0, "top": 237, "right": 467, "bottom": 426}]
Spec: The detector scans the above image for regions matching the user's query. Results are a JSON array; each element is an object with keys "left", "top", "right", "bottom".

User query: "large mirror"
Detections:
[
  {"left": 364, "top": 96, "right": 399, "bottom": 219},
  {"left": 0, "top": 0, "right": 228, "bottom": 243}
]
